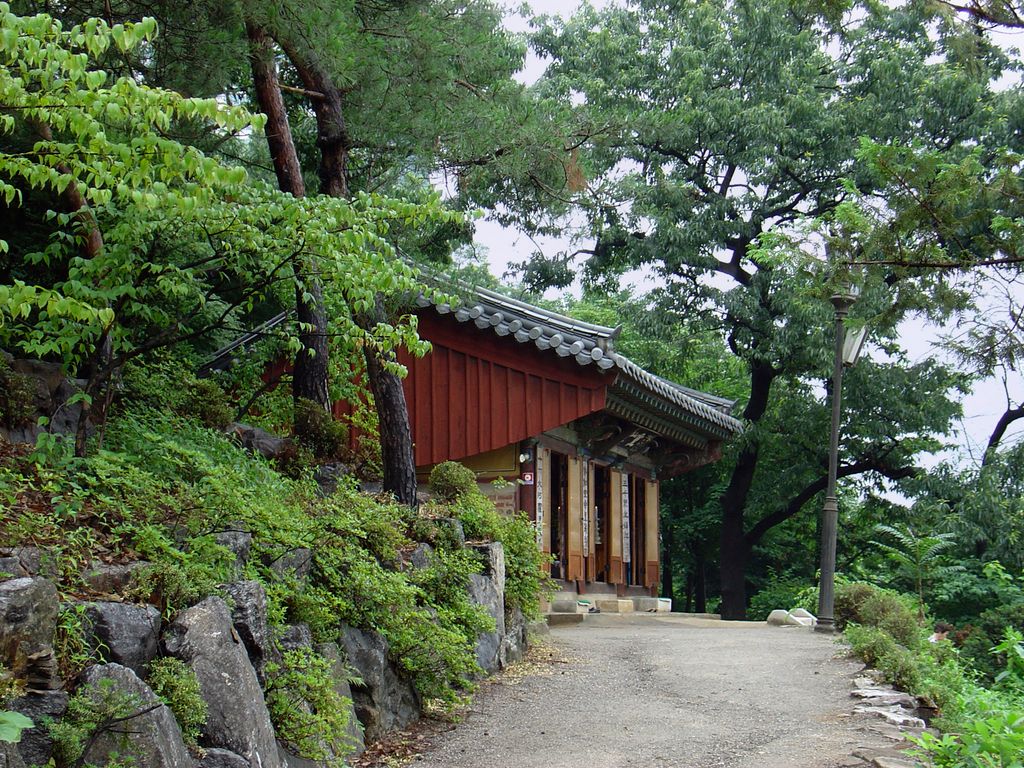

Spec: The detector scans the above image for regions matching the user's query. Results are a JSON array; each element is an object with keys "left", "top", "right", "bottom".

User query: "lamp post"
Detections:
[{"left": 815, "top": 282, "right": 863, "bottom": 633}]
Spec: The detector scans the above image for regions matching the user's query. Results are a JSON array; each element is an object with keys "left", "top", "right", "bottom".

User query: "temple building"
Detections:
[{"left": 396, "top": 287, "right": 742, "bottom": 598}]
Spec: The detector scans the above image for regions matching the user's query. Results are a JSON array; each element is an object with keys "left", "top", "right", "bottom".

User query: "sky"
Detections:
[{"left": 470, "top": 0, "right": 1024, "bottom": 469}]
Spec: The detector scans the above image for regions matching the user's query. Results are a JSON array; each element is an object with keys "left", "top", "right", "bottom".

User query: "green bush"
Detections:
[
  {"left": 429, "top": 461, "right": 477, "bottom": 502},
  {"left": 146, "top": 657, "right": 207, "bottom": 747},
  {"left": 294, "top": 398, "right": 348, "bottom": 460},
  {"left": 834, "top": 581, "right": 884, "bottom": 629},
  {"left": 49, "top": 679, "right": 145, "bottom": 768},
  {"left": 846, "top": 625, "right": 923, "bottom": 692},
  {"left": 186, "top": 379, "right": 233, "bottom": 431},
  {"left": 959, "top": 603, "right": 1024, "bottom": 683},
  {"left": 859, "top": 590, "right": 925, "bottom": 649},
  {"left": 748, "top": 575, "right": 818, "bottom": 621},
  {"left": 264, "top": 648, "right": 356, "bottom": 767},
  {"left": 0, "top": 357, "right": 36, "bottom": 429}
]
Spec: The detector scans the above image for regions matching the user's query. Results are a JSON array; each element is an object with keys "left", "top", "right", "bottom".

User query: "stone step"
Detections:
[
  {"left": 547, "top": 612, "right": 585, "bottom": 627},
  {"left": 594, "top": 598, "right": 635, "bottom": 613},
  {"left": 550, "top": 599, "right": 588, "bottom": 614},
  {"left": 633, "top": 597, "right": 672, "bottom": 613}
]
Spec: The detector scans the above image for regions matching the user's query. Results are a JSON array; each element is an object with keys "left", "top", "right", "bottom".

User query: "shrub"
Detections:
[
  {"left": 846, "top": 625, "right": 922, "bottom": 692},
  {"left": 748, "top": 574, "right": 818, "bottom": 621},
  {"left": 0, "top": 358, "right": 36, "bottom": 429},
  {"left": 294, "top": 399, "right": 348, "bottom": 460},
  {"left": 959, "top": 603, "right": 1024, "bottom": 683},
  {"left": 859, "top": 590, "right": 925, "bottom": 650},
  {"left": 185, "top": 379, "right": 233, "bottom": 431},
  {"left": 49, "top": 679, "right": 146, "bottom": 768},
  {"left": 834, "top": 581, "right": 883, "bottom": 629},
  {"left": 264, "top": 648, "right": 356, "bottom": 767},
  {"left": 146, "top": 657, "right": 207, "bottom": 747},
  {"left": 429, "top": 461, "right": 477, "bottom": 502}
]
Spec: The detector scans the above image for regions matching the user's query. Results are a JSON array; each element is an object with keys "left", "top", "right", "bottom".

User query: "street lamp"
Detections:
[{"left": 815, "top": 281, "right": 861, "bottom": 633}]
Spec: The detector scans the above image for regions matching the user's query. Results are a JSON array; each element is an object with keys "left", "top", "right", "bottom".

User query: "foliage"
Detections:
[
  {"left": 0, "top": 710, "right": 32, "bottom": 744},
  {"left": 294, "top": 398, "right": 348, "bottom": 460},
  {"left": 429, "top": 461, "right": 478, "bottom": 503},
  {"left": 960, "top": 604, "right": 1024, "bottom": 683},
  {"left": 264, "top": 648, "right": 356, "bottom": 766},
  {"left": 747, "top": 574, "right": 818, "bottom": 621},
  {"left": 872, "top": 523, "right": 965, "bottom": 617},
  {"left": 54, "top": 603, "right": 99, "bottom": 682},
  {"left": 0, "top": 358, "right": 35, "bottom": 429},
  {"left": 145, "top": 657, "right": 206, "bottom": 747},
  {"left": 49, "top": 678, "right": 147, "bottom": 768}
]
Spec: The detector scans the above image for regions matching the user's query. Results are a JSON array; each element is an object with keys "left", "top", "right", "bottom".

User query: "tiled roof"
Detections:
[{"left": 417, "top": 285, "right": 743, "bottom": 439}]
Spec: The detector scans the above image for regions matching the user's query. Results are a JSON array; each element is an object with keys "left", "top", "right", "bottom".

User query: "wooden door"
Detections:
[
  {"left": 548, "top": 452, "right": 569, "bottom": 580},
  {"left": 631, "top": 476, "right": 647, "bottom": 586}
]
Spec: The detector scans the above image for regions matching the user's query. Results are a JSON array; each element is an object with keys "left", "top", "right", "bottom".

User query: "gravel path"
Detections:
[{"left": 413, "top": 614, "right": 901, "bottom": 768}]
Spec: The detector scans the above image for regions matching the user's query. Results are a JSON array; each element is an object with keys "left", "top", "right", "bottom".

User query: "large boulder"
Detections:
[
  {"left": 0, "top": 744, "right": 25, "bottom": 768},
  {"left": 0, "top": 578, "right": 59, "bottom": 688},
  {"left": 222, "top": 580, "right": 273, "bottom": 684},
  {"left": 468, "top": 574, "right": 505, "bottom": 674},
  {"left": 82, "top": 601, "right": 161, "bottom": 675},
  {"left": 264, "top": 548, "right": 313, "bottom": 583},
  {"left": 9, "top": 691, "right": 68, "bottom": 767},
  {"left": 78, "top": 663, "right": 192, "bottom": 768},
  {"left": 338, "top": 626, "right": 419, "bottom": 743},
  {"left": 227, "top": 423, "right": 292, "bottom": 461},
  {"left": 315, "top": 642, "right": 365, "bottom": 756},
  {"left": 279, "top": 624, "right": 313, "bottom": 653},
  {"left": 467, "top": 542, "right": 506, "bottom": 674},
  {"left": 163, "top": 597, "right": 284, "bottom": 768},
  {"left": 82, "top": 561, "right": 151, "bottom": 595},
  {"left": 213, "top": 527, "right": 253, "bottom": 575},
  {"left": 198, "top": 748, "right": 250, "bottom": 768},
  {"left": 500, "top": 604, "right": 528, "bottom": 667},
  {"left": 0, "top": 549, "right": 42, "bottom": 580}
]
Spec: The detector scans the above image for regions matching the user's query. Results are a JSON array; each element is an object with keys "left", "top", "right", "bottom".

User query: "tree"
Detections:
[
  {"left": 529, "top": 0, "right": 1005, "bottom": 617},
  {"left": 0, "top": 6, "right": 448, "bottom": 455}
]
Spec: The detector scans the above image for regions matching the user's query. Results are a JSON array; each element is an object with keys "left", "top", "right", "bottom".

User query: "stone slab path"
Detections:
[{"left": 410, "top": 614, "right": 916, "bottom": 768}]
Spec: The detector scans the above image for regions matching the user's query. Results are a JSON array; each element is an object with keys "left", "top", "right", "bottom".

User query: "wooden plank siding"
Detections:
[
  {"left": 397, "top": 311, "right": 610, "bottom": 467},
  {"left": 645, "top": 480, "right": 660, "bottom": 591}
]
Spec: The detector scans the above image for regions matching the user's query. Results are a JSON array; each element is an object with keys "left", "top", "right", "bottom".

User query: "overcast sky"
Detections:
[{"left": 471, "top": 1, "right": 1024, "bottom": 468}]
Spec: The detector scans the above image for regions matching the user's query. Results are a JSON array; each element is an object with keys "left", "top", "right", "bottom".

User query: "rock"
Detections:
[
  {"left": 227, "top": 422, "right": 293, "bottom": 460},
  {"left": 82, "top": 601, "right": 161, "bottom": 675},
  {"left": 79, "top": 663, "right": 192, "bottom": 768},
  {"left": 213, "top": 527, "right": 252, "bottom": 573},
  {"left": 401, "top": 543, "right": 434, "bottom": 571},
  {"left": 315, "top": 642, "right": 365, "bottom": 756},
  {"left": 338, "top": 625, "right": 419, "bottom": 742},
  {"left": 852, "top": 688, "right": 917, "bottom": 708},
  {"left": 280, "top": 624, "right": 314, "bottom": 653},
  {"left": 0, "top": 578, "right": 59, "bottom": 686},
  {"left": 0, "top": 743, "right": 26, "bottom": 768},
  {"left": 9, "top": 691, "right": 68, "bottom": 767},
  {"left": 470, "top": 542, "right": 506, "bottom": 594},
  {"left": 500, "top": 604, "right": 528, "bottom": 667},
  {"left": 198, "top": 748, "right": 250, "bottom": 768},
  {"left": 313, "top": 463, "right": 350, "bottom": 497},
  {"left": 83, "top": 561, "right": 151, "bottom": 595},
  {"left": 468, "top": 573, "right": 505, "bottom": 674},
  {"left": 221, "top": 580, "right": 272, "bottom": 684},
  {"left": 872, "top": 756, "right": 922, "bottom": 768},
  {"left": 853, "top": 704, "right": 927, "bottom": 729},
  {"left": 265, "top": 548, "right": 313, "bottom": 583},
  {"left": 766, "top": 609, "right": 792, "bottom": 626},
  {"left": 277, "top": 743, "right": 321, "bottom": 768},
  {"left": 0, "top": 548, "right": 42, "bottom": 579},
  {"left": 163, "top": 597, "right": 284, "bottom": 768}
]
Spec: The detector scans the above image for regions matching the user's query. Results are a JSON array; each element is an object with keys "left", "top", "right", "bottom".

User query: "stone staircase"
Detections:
[{"left": 543, "top": 580, "right": 673, "bottom": 626}]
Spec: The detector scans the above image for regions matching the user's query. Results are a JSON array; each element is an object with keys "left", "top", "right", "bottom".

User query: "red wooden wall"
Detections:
[{"left": 397, "top": 311, "right": 612, "bottom": 467}]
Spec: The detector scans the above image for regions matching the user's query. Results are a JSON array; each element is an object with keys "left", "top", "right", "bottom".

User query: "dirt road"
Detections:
[{"left": 412, "top": 614, "right": 904, "bottom": 768}]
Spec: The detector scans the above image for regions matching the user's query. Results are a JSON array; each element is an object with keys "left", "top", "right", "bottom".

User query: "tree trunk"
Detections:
[
  {"left": 362, "top": 332, "right": 418, "bottom": 506},
  {"left": 246, "top": 21, "right": 331, "bottom": 414},
  {"left": 660, "top": 520, "right": 674, "bottom": 603},
  {"left": 684, "top": 572, "right": 694, "bottom": 613},
  {"left": 717, "top": 359, "right": 776, "bottom": 620},
  {"left": 694, "top": 547, "right": 707, "bottom": 614},
  {"left": 276, "top": 34, "right": 419, "bottom": 505}
]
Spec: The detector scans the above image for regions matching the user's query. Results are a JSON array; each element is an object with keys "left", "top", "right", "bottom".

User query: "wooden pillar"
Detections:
[
  {"left": 645, "top": 480, "right": 660, "bottom": 594},
  {"left": 567, "top": 457, "right": 583, "bottom": 581},
  {"left": 584, "top": 459, "right": 595, "bottom": 584},
  {"left": 609, "top": 469, "right": 624, "bottom": 586}
]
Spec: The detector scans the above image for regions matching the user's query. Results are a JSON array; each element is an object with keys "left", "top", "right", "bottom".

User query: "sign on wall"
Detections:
[
  {"left": 621, "top": 472, "right": 631, "bottom": 563},
  {"left": 535, "top": 452, "right": 544, "bottom": 548},
  {"left": 581, "top": 459, "right": 590, "bottom": 553}
]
